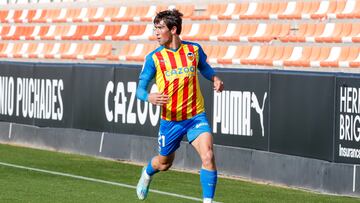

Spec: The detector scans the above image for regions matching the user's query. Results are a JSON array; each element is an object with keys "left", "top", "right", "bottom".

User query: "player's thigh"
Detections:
[{"left": 191, "top": 132, "right": 214, "bottom": 157}]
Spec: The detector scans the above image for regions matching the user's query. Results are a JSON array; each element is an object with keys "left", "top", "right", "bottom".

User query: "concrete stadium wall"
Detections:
[{"left": 0, "top": 121, "right": 359, "bottom": 197}]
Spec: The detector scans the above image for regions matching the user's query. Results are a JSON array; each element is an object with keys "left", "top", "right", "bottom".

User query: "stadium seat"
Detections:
[
  {"left": 175, "top": 4, "right": 194, "bottom": 19},
  {"left": 314, "top": 23, "right": 347, "bottom": 43},
  {"left": 204, "top": 45, "right": 228, "bottom": 64},
  {"left": 87, "top": 25, "right": 121, "bottom": 40},
  {"left": 30, "top": 9, "right": 47, "bottom": 23},
  {"left": 310, "top": 0, "right": 345, "bottom": 19},
  {"left": 0, "top": 25, "right": 16, "bottom": 40},
  {"left": 0, "top": 43, "right": 21, "bottom": 58},
  {"left": 277, "top": 1, "right": 320, "bottom": 19},
  {"left": 108, "top": 43, "right": 157, "bottom": 61},
  {"left": 217, "top": 46, "right": 252, "bottom": 65},
  {"left": 336, "top": 0, "right": 360, "bottom": 18},
  {"left": 129, "top": 24, "right": 154, "bottom": 40},
  {"left": 62, "top": 25, "right": 98, "bottom": 40},
  {"left": 349, "top": 50, "right": 360, "bottom": 67},
  {"left": 182, "top": 24, "right": 227, "bottom": 41},
  {"left": 191, "top": 3, "right": 228, "bottom": 20},
  {"left": 0, "top": 43, "right": 112, "bottom": 60}
]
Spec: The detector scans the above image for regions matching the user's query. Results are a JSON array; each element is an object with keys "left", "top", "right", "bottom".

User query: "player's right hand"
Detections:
[{"left": 148, "top": 93, "right": 169, "bottom": 106}]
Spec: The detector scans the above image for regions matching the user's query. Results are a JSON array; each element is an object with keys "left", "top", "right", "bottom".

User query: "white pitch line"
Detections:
[{"left": 0, "top": 161, "right": 221, "bottom": 203}]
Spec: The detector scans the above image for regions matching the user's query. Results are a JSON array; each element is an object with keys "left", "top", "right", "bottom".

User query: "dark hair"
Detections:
[{"left": 154, "top": 9, "right": 183, "bottom": 35}]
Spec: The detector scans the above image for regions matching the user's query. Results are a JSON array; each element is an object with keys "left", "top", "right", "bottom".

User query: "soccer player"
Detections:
[{"left": 136, "top": 9, "right": 224, "bottom": 203}]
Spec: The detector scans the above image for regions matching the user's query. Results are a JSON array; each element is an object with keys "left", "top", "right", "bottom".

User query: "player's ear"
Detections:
[{"left": 170, "top": 26, "right": 177, "bottom": 35}]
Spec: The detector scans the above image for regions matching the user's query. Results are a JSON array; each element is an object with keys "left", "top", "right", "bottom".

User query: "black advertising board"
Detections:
[
  {"left": 109, "top": 65, "right": 159, "bottom": 137},
  {"left": 0, "top": 62, "right": 35, "bottom": 125},
  {"left": 270, "top": 72, "right": 335, "bottom": 161},
  {"left": 4, "top": 61, "right": 360, "bottom": 164},
  {"left": 335, "top": 75, "right": 360, "bottom": 164},
  {"left": 206, "top": 70, "right": 270, "bottom": 151},
  {"left": 71, "top": 64, "right": 114, "bottom": 131},
  {"left": 33, "top": 63, "right": 73, "bottom": 128},
  {"left": 0, "top": 62, "right": 73, "bottom": 127}
]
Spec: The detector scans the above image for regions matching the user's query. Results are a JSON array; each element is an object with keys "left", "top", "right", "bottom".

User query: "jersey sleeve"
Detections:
[
  {"left": 136, "top": 54, "right": 156, "bottom": 101},
  {"left": 197, "top": 44, "right": 216, "bottom": 81}
]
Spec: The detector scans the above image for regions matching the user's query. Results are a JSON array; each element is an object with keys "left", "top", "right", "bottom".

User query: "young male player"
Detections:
[{"left": 136, "top": 9, "right": 224, "bottom": 203}]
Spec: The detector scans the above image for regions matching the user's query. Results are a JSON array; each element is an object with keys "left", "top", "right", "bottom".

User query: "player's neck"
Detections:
[{"left": 164, "top": 36, "right": 181, "bottom": 51}]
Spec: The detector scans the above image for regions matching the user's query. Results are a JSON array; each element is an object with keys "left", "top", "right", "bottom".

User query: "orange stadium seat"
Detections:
[
  {"left": 0, "top": 25, "right": 16, "bottom": 40},
  {"left": 276, "top": 1, "right": 314, "bottom": 19},
  {"left": 112, "top": 24, "right": 146, "bottom": 40},
  {"left": 175, "top": 4, "right": 194, "bottom": 19},
  {"left": 29, "top": 25, "right": 49, "bottom": 40},
  {"left": 346, "top": 23, "right": 360, "bottom": 42},
  {"left": 237, "top": 2, "right": 267, "bottom": 20},
  {"left": 256, "top": 46, "right": 292, "bottom": 66},
  {"left": 29, "top": 9, "right": 46, "bottom": 23},
  {"left": 314, "top": 23, "right": 347, "bottom": 43},
  {"left": 55, "top": 8, "right": 81, "bottom": 23},
  {"left": 280, "top": 23, "right": 325, "bottom": 42},
  {"left": 282, "top": 46, "right": 310, "bottom": 67},
  {"left": 32, "top": 43, "right": 55, "bottom": 59},
  {"left": 217, "top": 46, "right": 252, "bottom": 65},
  {"left": 0, "top": 43, "right": 21, "bottom": 58},
  {"left": 108, "top": 43, "right": 157, "bottom": 62},
  {"left": 12, "top": 43, "right": 33, "bottom": 58},
  {"left": 310, "top": 0, "right": 343, "bottom": 19},
  {"left": 129, "top": 24, "right": 154, "bottom": 40},
  {"left": 319, "top": 47, "right": 354, "bottom": 67},
  {"left": 0, "top": 10, "right": 8, "bottom": 22},
  {"left": 88, "top": 25, "right": 121, "bottom": 40},
  {"left": 62, "top": 25, "right": 98, "bottom": 40},
  {"left": 217, "top": 3, "right": 247, "bottom": 20},
  {"left": 41, "top": 9, "right": 62, "bottom": 23},
  {"left": 349, "top": 50, "right": 360, "bottom": 68},
  {"left": 284, "top": 47, "right": 333, "bottom": 67},
  {"left": 191, "top": 3, "right": 228, "bottom": 20},
  {"left": 280, "top": 23, "right": 360, "bottom": 43},
  {"left": 237, "top": 45, "right": 261, "bottom": 65},
  {"left": 181, "top": 24, "right": 227, "bottom": 41},
  {"left": 91, "top": 7, "right": 118, "bottom": 22},
  {"left": 336, "top": 0, "right": 360, "bottom": 18},
  {"left": 73, "top": 7, "right": 98, "bottom": 22},
  {"left": 204, "top": 45, "right": 228, "bottom": 64},
  {"left": 267, "top": 2, "right": 288, "bottom": 19},
  {"left": 241, "top": 45, "right": 271, "bottom": 65},
  {"left": 111, "top": 6, "right": 142, "bottom": 22}
]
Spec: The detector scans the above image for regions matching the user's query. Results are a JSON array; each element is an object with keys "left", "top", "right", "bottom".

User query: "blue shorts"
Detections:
[{"left": 157, "top": 112, "right": 212, "bottom": 156}]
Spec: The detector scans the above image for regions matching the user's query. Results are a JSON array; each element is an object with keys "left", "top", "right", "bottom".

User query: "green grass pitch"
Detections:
[{"left": 0, "top": 143, "right": 358, "bottom": 203}]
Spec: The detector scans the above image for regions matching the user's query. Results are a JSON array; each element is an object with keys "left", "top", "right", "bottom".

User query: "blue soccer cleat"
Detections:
[{"left": 136, "top": 166, "right": 152, "bottom": 200}]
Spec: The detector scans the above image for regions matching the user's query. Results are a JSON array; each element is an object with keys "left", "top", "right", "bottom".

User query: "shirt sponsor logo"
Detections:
[{"left": 164, "top": 66, "right": 195, "bottom": 80}]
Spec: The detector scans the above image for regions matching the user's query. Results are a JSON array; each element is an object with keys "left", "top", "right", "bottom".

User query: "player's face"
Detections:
[{"left": 154, "top": 20, "right": 173, "bottom": 46}]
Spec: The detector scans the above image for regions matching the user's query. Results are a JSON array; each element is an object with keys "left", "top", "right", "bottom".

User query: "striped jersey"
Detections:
[{"left": 138, "top": 41, "right": 215, "bottom": 121}]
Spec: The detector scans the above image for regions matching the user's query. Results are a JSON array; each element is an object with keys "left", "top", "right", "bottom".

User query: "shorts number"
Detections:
[{"left": 158, "top": 135, "right": 165, "bottom": 147}]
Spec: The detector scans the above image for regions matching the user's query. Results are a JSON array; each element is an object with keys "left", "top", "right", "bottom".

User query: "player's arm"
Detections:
[
  {"left": 136, "top": 55, "right": 169, "bottom": 105},
  {"left": 197, "top": 45, "right": 224, "bottom": 93}
]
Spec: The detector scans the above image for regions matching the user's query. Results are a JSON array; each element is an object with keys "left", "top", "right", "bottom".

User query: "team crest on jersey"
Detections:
[{"left": 187, "top": 52, "right": 194, "bottom": 62}]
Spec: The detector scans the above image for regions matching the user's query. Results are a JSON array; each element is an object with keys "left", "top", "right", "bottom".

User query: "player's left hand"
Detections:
[{"left": 213, "top": 76, "right": 224, "bottom": 92}]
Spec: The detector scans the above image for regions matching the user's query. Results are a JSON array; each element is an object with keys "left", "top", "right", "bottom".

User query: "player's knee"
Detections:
[
  {"left": 201, "top": 150, "right": 215, "bottom": 168},
  {"left": 158, "top": 162, "right": 172, "bottom": 171}
]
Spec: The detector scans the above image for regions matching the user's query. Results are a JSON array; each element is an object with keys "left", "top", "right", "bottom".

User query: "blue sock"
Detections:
[
  {"left": 200, "top": 168, "right": 217, "bottom": 199},
  {"left": 145, "top": 158, "right": 159, "bottom": 176}
]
